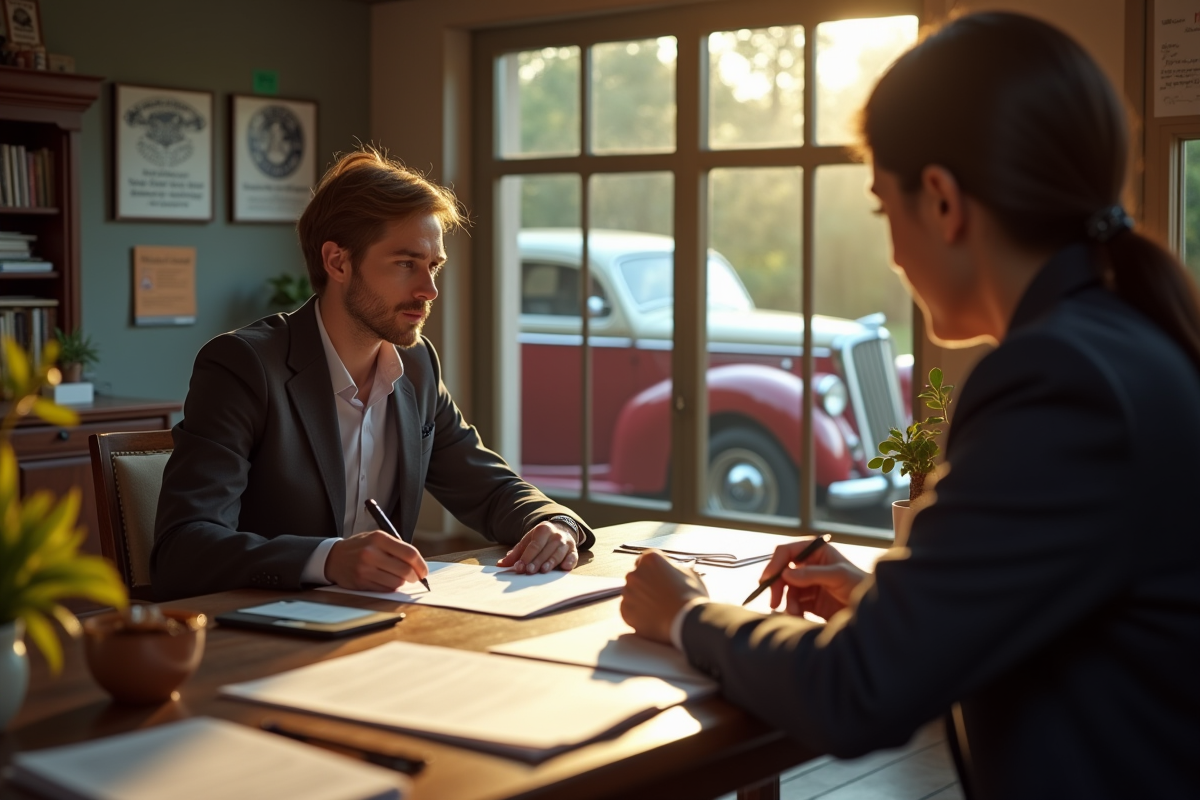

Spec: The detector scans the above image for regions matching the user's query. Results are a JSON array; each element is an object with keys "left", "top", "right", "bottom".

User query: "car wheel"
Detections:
[{"left": 706, "top": 427, "right": 799, "bottom": 517}]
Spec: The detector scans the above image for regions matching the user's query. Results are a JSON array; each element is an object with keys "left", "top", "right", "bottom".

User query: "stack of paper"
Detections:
[
  {"left": 6, "top": 717, "right": 407, "bottom": 800},
  {"left": 220, "top": 640, "right": 703, "bottom": 762},
  {"left": 318, "top": 561, "right": 623, "bottom": 618},
  {"left": 617, "top": 525, "right": 803, "bottom": 567}
]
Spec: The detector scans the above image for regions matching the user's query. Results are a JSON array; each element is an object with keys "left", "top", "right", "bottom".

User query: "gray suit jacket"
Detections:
[
  {"left": 151, "top": 298, "right": 593, "bottom": 600},
  {"left": 679, "top": 245, "right": 1200, "bottom": 798}
]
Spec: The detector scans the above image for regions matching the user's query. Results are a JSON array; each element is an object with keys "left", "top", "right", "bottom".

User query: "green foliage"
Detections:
[
  {"left": 267, "top": 273, "right": 313, "bottom": 307},
  {"left": 867, "top": 367, "right": 954, "bottom": 487},
  {"left": 0, "top": 337, "right": 127, "bottom": 673},
  {"left": 53, "top": 327, "right": 99, "bottom": 368}
]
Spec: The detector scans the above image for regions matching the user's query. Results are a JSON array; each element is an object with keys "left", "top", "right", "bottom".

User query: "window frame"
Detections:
[{"left": 471, "top": 0, "right": 922, "bottom": 539}]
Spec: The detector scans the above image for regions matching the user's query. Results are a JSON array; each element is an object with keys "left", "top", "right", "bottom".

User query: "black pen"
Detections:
[
  {"left": 261, "top": 721, "right": 426, "bottom": 775},
  {"left": 741, "top": 534, "right": 831, "bottom": 606},
  {"left": 365, "top": 498, "right": 431, "bottom": 592}
]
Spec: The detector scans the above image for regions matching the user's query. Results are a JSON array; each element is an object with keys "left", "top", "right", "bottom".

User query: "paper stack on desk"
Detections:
[
  {"left": 6, "top": 717, "right": 407, "bottom": 800},
  {"left": 220, "top": 640, "right": 705, "bottom": 762},
  {"left": 617, "top": 525, "right": 804, "bottom": 567},
  {"left": 318, "top": 561, "right": 623, "bottom": 618}
]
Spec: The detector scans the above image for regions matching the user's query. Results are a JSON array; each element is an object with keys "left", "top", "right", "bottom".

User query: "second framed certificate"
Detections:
[{"left": 230, "top": 95, "right": 318, "bottom": 223}]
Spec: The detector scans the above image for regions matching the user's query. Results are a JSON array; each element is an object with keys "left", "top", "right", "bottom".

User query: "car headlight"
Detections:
[{"left": 814, "top": 374, "right": 848, "bottom": 418}]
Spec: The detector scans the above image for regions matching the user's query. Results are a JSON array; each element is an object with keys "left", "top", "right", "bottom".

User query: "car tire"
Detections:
[{"left": 706, "top": 426, "right": 799, "bottom": 517}]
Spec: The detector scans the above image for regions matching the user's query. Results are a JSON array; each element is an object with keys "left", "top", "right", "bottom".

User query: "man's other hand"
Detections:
[
  {"left": 325, "top": 530, "right": 430, "bottom": 592},
  {"left": 621, "top": 550, "right": 708, "bottom": 645},
  {"left": 496, "top": 520, "right": 579, "bottom": 573}
]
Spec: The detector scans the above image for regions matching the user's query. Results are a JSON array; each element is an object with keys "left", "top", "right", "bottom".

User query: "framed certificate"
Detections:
[
  {"left": 113, "top": 84, "right": 214, "bottom": 222},
  {"left": 230, "top": 95, "right": 318, "bottom": 223},
  {"left": 2, "top": 0, "right": 43, "bottom": 48}
]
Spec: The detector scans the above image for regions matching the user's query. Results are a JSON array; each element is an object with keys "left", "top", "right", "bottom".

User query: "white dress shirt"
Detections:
[{"left": 300, "top": 301, "right": 405, "bottom": 585}]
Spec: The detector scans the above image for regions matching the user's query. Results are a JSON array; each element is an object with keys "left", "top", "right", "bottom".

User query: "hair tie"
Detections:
[{"left": 1086, "top": 205, "right": 1133, "bottom": 243}]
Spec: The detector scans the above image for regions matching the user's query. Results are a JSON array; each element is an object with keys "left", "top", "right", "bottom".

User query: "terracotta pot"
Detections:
[
  {"left": 83, "top": 608, "right": 207, "bottom": 705},
  {"left": 62, "top": 363, "right": 83, "bottom": 383},
  {"left": 892, "top": 499, "right": 914, "bottom": 547},
  {"left": 0, "top": 619, "right": 28, "bottom": 729}
]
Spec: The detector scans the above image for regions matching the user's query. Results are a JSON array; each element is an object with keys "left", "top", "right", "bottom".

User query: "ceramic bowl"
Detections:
[{"left": 82, "top": 607, "right": 207, "bottom": 705}]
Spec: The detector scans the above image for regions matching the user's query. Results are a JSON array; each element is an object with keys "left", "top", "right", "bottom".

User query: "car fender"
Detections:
[{"left": 607, "top": 364, "right": 854, "bottom": 495}]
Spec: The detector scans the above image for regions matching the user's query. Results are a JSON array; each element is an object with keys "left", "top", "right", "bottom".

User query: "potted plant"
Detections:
[
  {"left": 0, "top": 337, "right": 128, "bottom": 730},
  {"left": 267, "top": 272, "right": 312, "bottom": 311},
  {"left": 868, "top": 367, "right": 954, "bottom": 545},
  {"left": 54, "top": 327, "right": 100, "bottom": 385}
]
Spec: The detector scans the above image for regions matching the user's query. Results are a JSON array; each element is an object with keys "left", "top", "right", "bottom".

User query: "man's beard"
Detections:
[{"left": 344, "top": 269, "right": 429, "bottom": 348}]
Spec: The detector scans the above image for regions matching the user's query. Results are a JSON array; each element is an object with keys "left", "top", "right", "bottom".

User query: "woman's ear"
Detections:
[
  {"left": 921, "top": 166, "right": 966, "bottom": 244},
  {"left": 321, "top": 241, "right": 350, "bottom": 287}
]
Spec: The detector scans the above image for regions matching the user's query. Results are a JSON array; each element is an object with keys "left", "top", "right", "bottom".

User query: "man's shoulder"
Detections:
[{"left": 198, "top": 304, "right": 316, "bottom": 371}]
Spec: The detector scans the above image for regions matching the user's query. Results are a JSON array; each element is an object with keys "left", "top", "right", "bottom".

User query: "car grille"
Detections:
[{"left": 842, "top": 334, "right": 906, "bottom": 455}]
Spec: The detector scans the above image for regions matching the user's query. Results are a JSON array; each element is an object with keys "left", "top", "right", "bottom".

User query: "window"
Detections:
[{"left": 474, "top": 0, "right": 920, "bottom": 537}]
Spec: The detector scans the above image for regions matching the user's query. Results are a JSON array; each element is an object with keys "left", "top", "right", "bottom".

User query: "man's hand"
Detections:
[
  {"left": 325, "top": 530, "right": 429, "bottom": 592},
  {"left": 764, "top": 538, "right": 867, "bottom": 621},
  {"left": 621, "top": 551, "right": 708, "bottom": 645},
  {"left": 496, "top": 520, "right": 579, "bottom": 573}
]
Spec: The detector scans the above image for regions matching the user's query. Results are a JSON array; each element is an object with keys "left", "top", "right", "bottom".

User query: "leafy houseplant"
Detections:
[
  {"left": 267, "top": 272, "right": 313, "bottom": 309},
  {"left": 54, "top": 327, "right": 100, "bottom": 384},
  {"left": 868, "top": 367, "right": 955, "bottom": 502},
  {"left": 0, "top": 337, "right": 128, "bottom": 728}
]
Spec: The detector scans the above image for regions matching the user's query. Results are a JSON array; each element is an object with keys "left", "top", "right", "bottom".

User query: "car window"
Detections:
[
  {"left": 521, "top": 262, "right": 610, "bottom": 317},
  {"left": 617, "top": 253, "right": 754, "bottom": 312}
]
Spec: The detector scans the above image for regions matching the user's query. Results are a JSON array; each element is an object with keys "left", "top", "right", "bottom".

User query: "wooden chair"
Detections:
[{"left": 89, "top": 430, "right": 174, "bottom": 601}]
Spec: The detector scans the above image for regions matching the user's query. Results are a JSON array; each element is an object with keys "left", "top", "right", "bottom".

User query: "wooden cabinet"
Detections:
[{"left": 12, "top": 397, "right": 179, "bottom": 557}]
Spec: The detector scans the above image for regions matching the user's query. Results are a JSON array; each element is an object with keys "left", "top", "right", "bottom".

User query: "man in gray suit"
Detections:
[{"left": 151, "top": 148, "right": 592, "bottom": 601}]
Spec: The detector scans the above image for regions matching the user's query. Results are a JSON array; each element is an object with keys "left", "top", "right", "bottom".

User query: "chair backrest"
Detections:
[{"left": 89, "top": 430, "right": 174, "bottom": 601}]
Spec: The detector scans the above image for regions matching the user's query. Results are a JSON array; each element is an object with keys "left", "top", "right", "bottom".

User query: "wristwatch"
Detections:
[{"left": 548, "top": 514, "right": 583, "bottom": 544}]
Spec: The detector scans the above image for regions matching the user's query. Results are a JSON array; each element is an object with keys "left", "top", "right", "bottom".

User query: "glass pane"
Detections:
[
  {"left": 812, "top": 163, "right": 912, "bottom": 535},
  {"left": 705, "top": 167, "right": 802, "bottom": 522},
  {"left": 496, "top": 47, "right": 581, "bottom": 158},
  {"left": 587, "top": 172, "right": 673, "bottom": 508},
  {"left": 708, "top": 26, "right": 805, "bottom": 150},
  {"left": 591, "top": 38, "right": 677, "bottom": 154},
  {"left": 1183, "top": 139, "right": 1200, "bottom": 278},
  {"left": 815, "top": 15, "right": 918, "bottom": 145},
  {"left": 500, "top": 174, "right": 583, "bottom": 496}
]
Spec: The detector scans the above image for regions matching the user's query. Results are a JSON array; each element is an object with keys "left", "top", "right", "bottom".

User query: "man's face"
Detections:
[{"left": 343, "top": 214, "right": 445, "bottom": 348}]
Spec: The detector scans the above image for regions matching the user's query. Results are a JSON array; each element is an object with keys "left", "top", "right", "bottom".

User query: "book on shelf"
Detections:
[
  {"left": 0, "top": 260, "right": 52, "bottom": 273},
  {"left": 0, "top": 144, "right": 54, "bottom": 208},
  {"left": 0, "top": 299, "right": 58, "bottom": 369}
]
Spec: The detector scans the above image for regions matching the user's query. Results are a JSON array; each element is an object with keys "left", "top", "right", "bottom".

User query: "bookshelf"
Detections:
[{"left": 0, "top": 65, "right": 103, "bottom": 345}]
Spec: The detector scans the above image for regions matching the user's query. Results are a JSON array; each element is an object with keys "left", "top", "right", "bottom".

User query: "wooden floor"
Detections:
[{"left": 718, "top": 723, "right": 963, "bottom": 800}]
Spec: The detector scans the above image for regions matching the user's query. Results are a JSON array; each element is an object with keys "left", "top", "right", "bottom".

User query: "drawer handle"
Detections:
[{"left": 56, "top": 430, "right": 70, "bottom": 441}]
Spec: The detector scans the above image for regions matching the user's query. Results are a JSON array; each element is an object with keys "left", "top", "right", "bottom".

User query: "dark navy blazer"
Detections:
[{"left": 681, "top": 245, "right": 1200, "bottom": 798}]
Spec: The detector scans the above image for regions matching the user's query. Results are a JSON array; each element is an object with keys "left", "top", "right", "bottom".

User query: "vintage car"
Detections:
[{"left": 518, "top": 229, "right": 912, "bottom": 518}]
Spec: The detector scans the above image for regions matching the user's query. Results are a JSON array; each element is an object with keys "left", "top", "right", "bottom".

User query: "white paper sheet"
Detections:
[
  {"left": 490, "top": 617, "right": 718, "bottom": 687},
  {"left": 8, "top": 717, "right": 406, "bottom": 800},
  {"left": 1155, "top": 0, "right": 1200, "bottom": 116},
  {"left": 621, "top": 526, "right": 805, "bottom": 566},
  {"left": 317, "top": 561, "right": 623, "bottom": 618},
  {"left": 220, "top": 641, "right": 701, "bottom": 762}
]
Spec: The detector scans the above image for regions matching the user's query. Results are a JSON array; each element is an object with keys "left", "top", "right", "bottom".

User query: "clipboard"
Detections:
[{"left": 216, "top": 599, "right": 405, "bottom": 639}]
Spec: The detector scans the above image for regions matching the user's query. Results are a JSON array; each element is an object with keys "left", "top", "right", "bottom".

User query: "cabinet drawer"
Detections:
[{"left": 10, "top": 417, "right": 166, "bottom": 459}]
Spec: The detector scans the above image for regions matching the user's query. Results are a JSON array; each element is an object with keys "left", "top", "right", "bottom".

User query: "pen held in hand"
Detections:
[
  {"left": 364, "top": 498, "right": 431, "bottom": 592},
  {"left": 741, "top": 534, "right": 831, "bottom": 606}
]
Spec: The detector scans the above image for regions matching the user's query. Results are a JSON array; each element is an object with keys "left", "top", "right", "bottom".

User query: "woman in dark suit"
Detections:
[{"left": 621, "top": 12, "right": 1200, "bottom": 799}]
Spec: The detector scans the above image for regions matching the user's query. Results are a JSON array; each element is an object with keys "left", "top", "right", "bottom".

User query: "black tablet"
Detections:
[{"left": 216, "top": 599, "right": 405, "bottom": 639}]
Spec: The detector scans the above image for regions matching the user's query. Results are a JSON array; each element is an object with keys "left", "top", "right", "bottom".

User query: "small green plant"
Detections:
[
  {"left": 267, "top": 272, "right": 313, "bottom": 308},
  {"left": 868, "top": 367, "right": 954, "bottom": 502},
  {"left": 0, "top": 337, "right": 127, "bottom": 673},
  {"left": 54, "top": 327, "right": 99, "bottom": 369}
]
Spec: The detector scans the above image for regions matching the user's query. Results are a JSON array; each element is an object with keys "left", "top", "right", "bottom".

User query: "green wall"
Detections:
[{"left": 40, "top": 0, "right": 370, "bottom": 404}]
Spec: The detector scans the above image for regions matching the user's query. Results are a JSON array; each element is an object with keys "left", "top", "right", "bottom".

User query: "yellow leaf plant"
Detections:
[{"left": 0, "top": 337, "right": 128, "bottom": 672}]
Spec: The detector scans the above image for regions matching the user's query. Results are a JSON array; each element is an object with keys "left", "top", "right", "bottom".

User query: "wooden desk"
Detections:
[{"left": 0, "top": 522, "right": 818, "bottom": 800}]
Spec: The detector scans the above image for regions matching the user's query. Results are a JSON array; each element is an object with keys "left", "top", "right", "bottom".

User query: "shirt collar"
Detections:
[
  {"left": 1007, "top": 243, "right": 1102, "bottom": 334},
  {"left": 314, "top": 299, "right": 405, "bottom": 404}
]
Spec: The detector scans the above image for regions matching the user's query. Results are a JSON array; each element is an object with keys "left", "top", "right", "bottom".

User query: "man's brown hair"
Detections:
[{"left": 297, "top": 146, "right": 464, "bottom": 294}]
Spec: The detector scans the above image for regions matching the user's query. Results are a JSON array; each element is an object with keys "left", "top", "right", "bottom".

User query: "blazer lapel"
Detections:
[
  {"left": 388, "top": 373, "right": 422, "bottom": 543},
  {"left": 285, "top": 299, "right": 346, "bottom": 535}
]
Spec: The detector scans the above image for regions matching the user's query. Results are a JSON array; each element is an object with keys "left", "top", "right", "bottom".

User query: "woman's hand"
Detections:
[
  {"left": 765, "top": 539, "right": 868, "bottom": 621},
  {"left": 621, "top": 551, "right": 709, "bottom": 645}
]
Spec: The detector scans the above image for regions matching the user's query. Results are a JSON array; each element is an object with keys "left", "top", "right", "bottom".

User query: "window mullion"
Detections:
[{"left": 799, "top": 21, "right": 818, "bottom": 531}]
